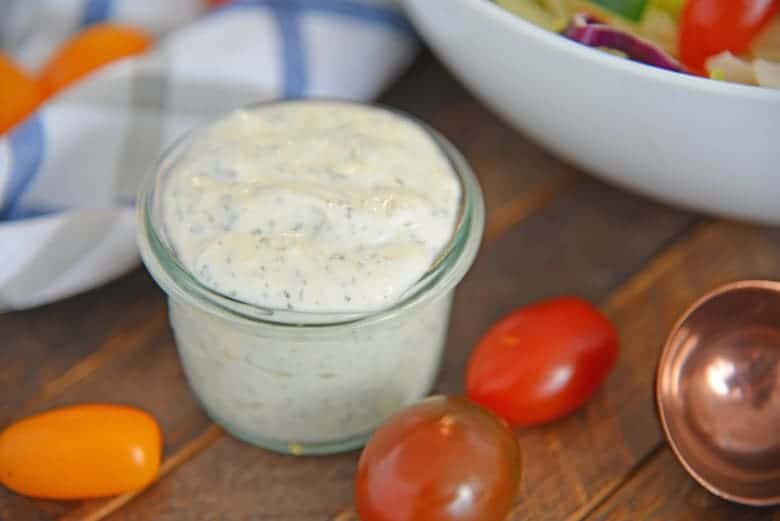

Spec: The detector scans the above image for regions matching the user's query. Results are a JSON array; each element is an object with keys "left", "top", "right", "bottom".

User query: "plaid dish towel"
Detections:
[{"left": 0, "top": 0, "right": 417, "bottom": 312}]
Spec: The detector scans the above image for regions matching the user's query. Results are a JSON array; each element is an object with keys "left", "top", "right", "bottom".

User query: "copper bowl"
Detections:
[{"left": 657, "top": 280, "right": 780, "bottom": 506}]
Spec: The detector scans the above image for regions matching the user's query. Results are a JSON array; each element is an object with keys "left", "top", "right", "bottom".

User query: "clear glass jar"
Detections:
[{"left": 136, "top": 101, "right": 485, "bottom": 455}]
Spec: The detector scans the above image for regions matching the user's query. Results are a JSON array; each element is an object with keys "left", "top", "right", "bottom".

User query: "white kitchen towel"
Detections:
[{"left": 0, "top": 0, "right": 417, "bottom": 312}]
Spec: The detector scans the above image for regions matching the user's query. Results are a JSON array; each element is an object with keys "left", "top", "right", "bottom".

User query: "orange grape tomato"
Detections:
[
  {"left": 0, "top": 404, "right": 162, "bottom": 499},
  {"left": 0, "top": 54, "right": 42, "bottom": 134},
  {"left": 466, "top": 297, "right": 619, "bottom": 427},
  {"left": 38, "top": 23, "right": 152, "bottom": 98},
  {"left": 355, "top": 396, "right": 522, "bottom": 521}
]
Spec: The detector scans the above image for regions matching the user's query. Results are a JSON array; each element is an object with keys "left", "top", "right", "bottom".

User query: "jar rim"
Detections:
[{"left": 136, "top": 99, "right": 485, "bottom": 330}]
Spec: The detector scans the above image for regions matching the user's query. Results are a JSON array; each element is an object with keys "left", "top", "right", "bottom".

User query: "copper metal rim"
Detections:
[{"left": 656, "top": 280, "right": 780, "bottom": 507}]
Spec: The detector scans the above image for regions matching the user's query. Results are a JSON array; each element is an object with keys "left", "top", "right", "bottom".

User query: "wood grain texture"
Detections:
[
  {"left": 102, "top": 177, "right": 695, "bottom": 521},
  {"left": 0, "top": 269, "right": 164, "bottom": 521},
  {"left": 331, "top": 222, "right": 780, "bottom": 521},
  {"left": 583, "top": 449, "right": 780, "bottom": 521},
  {"left": 508, "top": 222, "right": 780, "bottom": 521},
  {"left": 0, "top": 325, "right": 209, "bottom": 521},
  {"left": 437, "top": 177, "right": 695, "bottom": 398},
  {"left": 0, "top": 269, "right": 163, "bottom": 424},
  {"left": 0, "top": 55, "right": 583, "bottom": 521},
  {"left": 566, "top": 222, "right": 780, "bottom": 521},
  {"left": 0, "top": 55, "right": 776, "bottom": 521},
  {"left": 104, "top": 436, "right": 359, "bottom": 521},
  {"left": 59, "top": 426, "right": 225, "bottom": 521}
]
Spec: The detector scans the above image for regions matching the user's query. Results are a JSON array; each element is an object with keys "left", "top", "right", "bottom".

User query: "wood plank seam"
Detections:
[
  {"left": 483, "top": 172, "right": 578, "bottom": 245},
  {"left": 548, "top": 431, "right": 590, "bottom": 504},
  {"left": 56, "top": 425, "right": 224, "bottom": 521},
  {"left": 504, "top": 219, "right": 716, "bottom": 521},
  {"left": 600, "top": 219, "right": 712, "bottom": 316},
  {"left": 2, "top": 308, "right": 167, "bottom": 427},
  {"left": 563, "top": 444, "right": 666, "bottom": 521},
  {"left": 553, "top": 223, "right": 730, "bottom": 521},
  {"left": 559, "top": 222, "right": 743, "bottom": 521}
]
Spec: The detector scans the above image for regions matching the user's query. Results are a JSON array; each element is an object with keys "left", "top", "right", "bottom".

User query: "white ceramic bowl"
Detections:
[{"left": 400, "top": 0, "right": 780, "bottom": 224}]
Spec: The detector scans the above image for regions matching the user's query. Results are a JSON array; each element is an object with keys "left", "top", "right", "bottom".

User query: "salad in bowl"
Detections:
[
  {"left": 400, "top": 0, "right": 780, "bottom": 224},
  {"left": 495, "top": 0, "right": 780, "bottom": 88}
]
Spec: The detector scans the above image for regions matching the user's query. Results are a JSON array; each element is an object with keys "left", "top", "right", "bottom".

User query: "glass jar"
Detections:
[{"left": 137, "top": 101, "right": 485, "bottom": 455}]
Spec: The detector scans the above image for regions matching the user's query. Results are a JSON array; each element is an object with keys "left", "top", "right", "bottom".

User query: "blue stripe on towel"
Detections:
[
  {"left": 2, "top": 116, "right": 45, "bottom": 220},
  {"left": 4, "top": 205, "right": 61, "bottom": 221},
  {"left": 227, "top": 0, "right": 414, "bottom": 36},
  {"left": 212, "top": 0, "right": 414, "bottom": 97},
  {"left": 80, "top": 0, "right": 114, "bottom": 26},
  {"left": 209, "top": 0, "right": 309, "bottom": 98},
  {"left": 295, "top": 0, "right": 415, "bottom": 37},
  {"left": 270, "top": 7, "right": 307, "bottom": 98}
]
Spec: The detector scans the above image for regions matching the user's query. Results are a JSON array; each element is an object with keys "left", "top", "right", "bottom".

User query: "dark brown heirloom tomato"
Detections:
[{"left": 355, "top": 396, "right": 522, "bottom": 521}]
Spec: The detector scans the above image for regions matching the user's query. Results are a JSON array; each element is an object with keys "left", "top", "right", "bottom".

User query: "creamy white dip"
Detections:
[
  {"left": 162, "top": 102, "right": 461, "bottom": 313},
  {"left": 153, "top": 101, "right": 469, "bottom": 453}
]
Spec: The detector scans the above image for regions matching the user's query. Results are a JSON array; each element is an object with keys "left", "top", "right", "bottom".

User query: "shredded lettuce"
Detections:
[
  {"left": 648, "top": 0, "right": 684, "bottom": 19},
  {"left": 705, "top": 51, "right": 780, "bottom": 88},
  {"left": 497, "top": 0, "right": 568, "bottom": 31},
  {"left": 705, "top": 52, "right": 756, "bottom": 84},
  {"left": 540, "top": 0, "right": 571, "bottom": 19},
  {"left": 590, "top": 0, "right": 648, "bottom": 21},
  {"left": 493, "top": 0, "right": 780, "bottom": 87},
  {"left": 709, "top": 68, "right": 726, "bottom": 81}
]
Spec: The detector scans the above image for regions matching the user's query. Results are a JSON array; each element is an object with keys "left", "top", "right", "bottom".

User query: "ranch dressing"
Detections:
[
  {"left": 139, "top": 101, "right": 484, "bottom": 454},
  {"left": 162, "top": 102, "right": 461, "bottom": 314}
]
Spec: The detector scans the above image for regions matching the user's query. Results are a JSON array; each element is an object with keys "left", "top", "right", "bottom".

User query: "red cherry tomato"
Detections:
[
  {"left": 679, "top": 0, "right": 780, "bottom": 74},
  {"left": 466, "top": 297, "right": 618, "bottom": 427},
  {"left": 355, "top": 396, "right": 522, "bottom": 521}
]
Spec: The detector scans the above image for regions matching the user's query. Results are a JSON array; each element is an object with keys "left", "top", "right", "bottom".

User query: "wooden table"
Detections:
[{"left": 3, "top": 52, "right": 779, "bottom": 521}]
